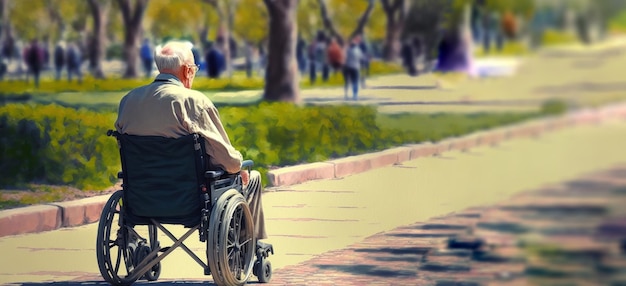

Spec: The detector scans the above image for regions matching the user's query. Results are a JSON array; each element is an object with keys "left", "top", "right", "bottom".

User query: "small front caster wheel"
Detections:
[{"left": 255, "top": 259, "right": 272, "bottom": 283}]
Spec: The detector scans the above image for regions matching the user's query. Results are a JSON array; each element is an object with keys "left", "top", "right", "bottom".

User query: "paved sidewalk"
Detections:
[{"left": 271, "top": 164, "right": 626, "bottom": 285}]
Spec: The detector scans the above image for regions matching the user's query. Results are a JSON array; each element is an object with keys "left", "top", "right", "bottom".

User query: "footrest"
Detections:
[{"left": 256, "top": 241, "right": 274, "bottom": 258}]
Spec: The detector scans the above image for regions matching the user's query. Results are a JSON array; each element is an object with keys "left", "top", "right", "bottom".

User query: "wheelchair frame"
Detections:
[{"left": 96, "top": 131, "right": 273, "bottom": 286}]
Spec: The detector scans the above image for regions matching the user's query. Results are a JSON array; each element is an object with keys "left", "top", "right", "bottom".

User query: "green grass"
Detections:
[
  {"left": 474, "top": 40, "right": 529, "bottom": 58},
  {"left": 377, "top": 111, "right": 539, "bottom": 142},
  {"left": 0, "top": 184, "right": 88, "bottom": 210},
  {"left": 542, "top": 29, "right": 580, "bottom": 46}
]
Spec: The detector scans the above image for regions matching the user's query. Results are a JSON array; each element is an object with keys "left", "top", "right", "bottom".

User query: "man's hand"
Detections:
[{"left": 241, "top": 170, "right": 249, "bottom": 186}]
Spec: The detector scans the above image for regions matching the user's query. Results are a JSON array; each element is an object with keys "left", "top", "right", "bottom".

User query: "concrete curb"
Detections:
[
  {"left": 54, "top": 196, "right": 110, "bottom": 228},
  {"left": 266, "top": 102, "right": 626, "bottom": 188},
  {"left": 0, "top": 205, "right": 62, "bottom": 237},
  {"left": 2, "top": 102, "right": 626, "bottom": 237}
]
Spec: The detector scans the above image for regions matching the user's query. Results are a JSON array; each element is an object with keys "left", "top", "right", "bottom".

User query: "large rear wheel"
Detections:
[
  {"left": 207, "top": 190, "right": 255, "bottom": 286},
  {"left": 96, "top": 190, "right": 137, "bottom": 286}
]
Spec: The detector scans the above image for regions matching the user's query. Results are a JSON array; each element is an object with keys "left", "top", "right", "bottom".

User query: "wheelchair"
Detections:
[{"left": 96, "top": 130, "right": 274, "bottom": 286}]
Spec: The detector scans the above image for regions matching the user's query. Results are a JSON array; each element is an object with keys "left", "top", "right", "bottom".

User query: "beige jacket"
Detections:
[{"left": 115, "top": 73, "right": 243, "bottom": 173}]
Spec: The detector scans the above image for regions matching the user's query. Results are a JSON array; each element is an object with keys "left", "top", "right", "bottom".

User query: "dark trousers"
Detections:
[
  {"left": 309, "top": 63, "right": 317, "bottom": 84},
  {"left": 142, "top": 59, "right": 153, "bottom": 78},
  {"left": 343, "top": 67, "right": 360, "bottom": 100}
]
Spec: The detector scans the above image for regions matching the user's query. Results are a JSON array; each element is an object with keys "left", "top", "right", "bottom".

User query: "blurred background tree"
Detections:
[{"left": 1, "top": 0, "right": 626, "bottom": 100}]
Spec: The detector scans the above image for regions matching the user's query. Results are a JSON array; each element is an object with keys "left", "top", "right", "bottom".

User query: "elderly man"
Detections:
[{"left": 115, "top": 40, "right": 268, "bottom": 242}]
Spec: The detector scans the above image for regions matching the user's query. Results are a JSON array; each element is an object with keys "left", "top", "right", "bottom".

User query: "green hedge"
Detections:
[
  {"left": 0, "top": 102, "right": 553, "bottom": 190},
  {"left": 0, "top": 104, "right": 118, "bottom": 189}
]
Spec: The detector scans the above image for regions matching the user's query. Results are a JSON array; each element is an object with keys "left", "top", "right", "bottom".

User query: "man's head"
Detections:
[{"left": 154, "top": 41, "right": 199, "bottom": 89}]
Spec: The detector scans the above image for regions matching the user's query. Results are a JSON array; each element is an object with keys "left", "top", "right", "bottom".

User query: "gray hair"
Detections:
[{"left": 154, "top": 41, "right": 194, "bottom": 71}]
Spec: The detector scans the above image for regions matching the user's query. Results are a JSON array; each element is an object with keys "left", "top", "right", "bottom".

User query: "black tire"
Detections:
[
  {"left": 257, "top": 259, "right": 272, "bottom": 283},
  {"left": 207, "top": 190, "right": 255, "bottom": 286},
  {"left": 144, "top": 225, "right": 161, "bottom": 281},
  {"left": 96, "top": 190, "right": 137, "bottom": 286}
]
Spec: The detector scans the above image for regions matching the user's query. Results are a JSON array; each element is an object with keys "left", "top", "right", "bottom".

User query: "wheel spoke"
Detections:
[{"left": 114, "top": 245, "right": 122, "bottom": 273}]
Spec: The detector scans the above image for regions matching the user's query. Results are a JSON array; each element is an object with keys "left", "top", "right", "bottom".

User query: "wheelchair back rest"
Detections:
[{"left": 115, "top": 132, "right": 206, "bottom": 219}]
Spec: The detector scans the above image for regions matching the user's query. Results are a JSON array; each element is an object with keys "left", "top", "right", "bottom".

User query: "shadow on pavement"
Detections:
[
  {"left": 369, "top": 85, "right": 438, "bottom": 90},
  {"left": 353, "top": 246, "right": 432, "bottom": 256},
  {"left": 316, "top": 264, "right": 415, "bottom": 278},
  {"left": 16, "top": 280, "right": 219, "bottom": 286}
]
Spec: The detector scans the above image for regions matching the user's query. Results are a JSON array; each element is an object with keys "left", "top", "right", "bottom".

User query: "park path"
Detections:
[
  {"left": 208, "top": 35, "right": 626, "bottom": 115},
  {"left": 2, "top": 37, "right": 626, "bottom": 285}
]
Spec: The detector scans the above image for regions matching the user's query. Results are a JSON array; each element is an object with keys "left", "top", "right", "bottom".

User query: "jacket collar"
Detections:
[{"left": 154, "top": 73, "right": 184, "bottom": 87}]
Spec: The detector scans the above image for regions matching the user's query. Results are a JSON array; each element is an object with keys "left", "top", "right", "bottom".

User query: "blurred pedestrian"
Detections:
[
  {"left": 244, "top": 41, "right": 258, "bottom": 78},
  {"left": 502, "top": 10, "right": 517, "bottom": 40},
  {"left": 296, "top": 35, "right": 307, "bottom": 75},
  {"left": 412, "top": 36, "right": 423, "bottom": 75},
  {"left": 66, "top": 42, "right": 82, "bottom": 83},
  {"left": 309, "top": 31, "right": 329, "bottom": 84},
  {"left": 307, "top": 38, "right": 317, "bottom": 84},
  {"left": 327, "top": 37, "right": 344, "bottom": 75},
  {"left": 401, "top": 38, "right": 417, "bottom": 76},
  {"left": 53, "top": 41, "right": 66, "bottom": 81},
  {"left": 358, "top": 33, "right": 371, "bottom": 88},
  {"left": 25, "top": 39, "right": 44, "bottom": 88},
  {"left": 205, "top": 42, "right": 225, "bottom": 79},
  {"left": 229, "top": 36, "right": 238, "bottom": 59},
  {"left": 0, "top": 56, "right": 7, "bottom": 80},
  {"left": 140, "top": 38, "right": 154, "bottom": 78},
  {"left": 258, "top": 42, "right": 266, "bottom": 77},
  {"left": 343, "top": 37, "right": 362, "bottom": 100}
]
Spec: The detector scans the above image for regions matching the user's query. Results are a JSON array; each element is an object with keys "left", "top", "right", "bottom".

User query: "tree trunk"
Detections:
[
  {"left": 117, "top": 0, "right": 148, "bottom": 78},
  {"left": 381, "top": 0, "right": 406, "bottom": 61},
  {"left": 217, "top": 22, "right": 231, "bottom": 77},
  {"left": 262, "top": 0, "right": 299, "bottom": 102},
  {"left": 87, "top": 0, "right": 108, "bottom": 79},
  {"left": 383, "top": 16, "right": 402, "bottom": 61}
]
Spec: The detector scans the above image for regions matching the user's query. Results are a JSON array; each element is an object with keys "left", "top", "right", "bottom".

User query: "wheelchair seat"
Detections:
[{"left": 95, "top": 130, "right": 273, "bottom": 286}]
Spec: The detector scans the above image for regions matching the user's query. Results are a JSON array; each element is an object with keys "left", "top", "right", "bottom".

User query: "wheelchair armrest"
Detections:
[
  {"left": 205, "top": 170, "right": 225, "bottom": 179},
  {"left": 205, "top": 160, "right": 253, "bottom": 180}
]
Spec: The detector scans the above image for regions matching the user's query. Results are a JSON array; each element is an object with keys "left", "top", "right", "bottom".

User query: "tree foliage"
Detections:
[
  {"left": 145, "top": 0, "right": 215, "bottom": 43},
  {"left": 234, "top": 0, "right": 268, "bottom": 43},
  {"left": 7, "top": 0, "right": 86, "bottom": 42}
]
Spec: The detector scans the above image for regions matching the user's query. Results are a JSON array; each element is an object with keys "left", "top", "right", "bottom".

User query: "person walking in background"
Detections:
[
  {"left": 326, "top": 36, "right": 344, "bottom": 76},
  {"left": 0, "top": 55, "right": 7, "bottom": 81},
  {"left": 140, "top": 38, "right": 154, "bottom": 78},
  {"left": 258, "top": 42, "right": 267, "bottom": 77},
  {"left": 244, "top": 40, "right": 259, "bottom": 78},
  {"left": 401, "top": 38, "right": 417, "bottom": 76},
  {"left": 53, "top": 41, "right": 65, "bottom": 81},
  {"left": 412, "top": 36, "right": 423, "bottom": 75},
  {"left": 343, "top": 37, "right": 362, "bottom": 100},
  {"left": 296, "top": 35, "right": 307, "bottom": 75},
  {"left": 358, "top": 33, "right": 371, "bottom": 88},
  {"left": 25, "top": 39, "right": 44, "bottom": 88},
  {"left": 66, "top": 42, "right": 82, "bottom": 83},
  {"left": 307, "top": 37, "right": 318, "bottom": 84},
  {"left": 205, "top": 42, "right": 225, "bottom": 79},
  {"left": 309, "top": 31, "right": 328, "bottom": 85},
  {"left": 321, "top": 38, "right": 331, "bottom": 82}
]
